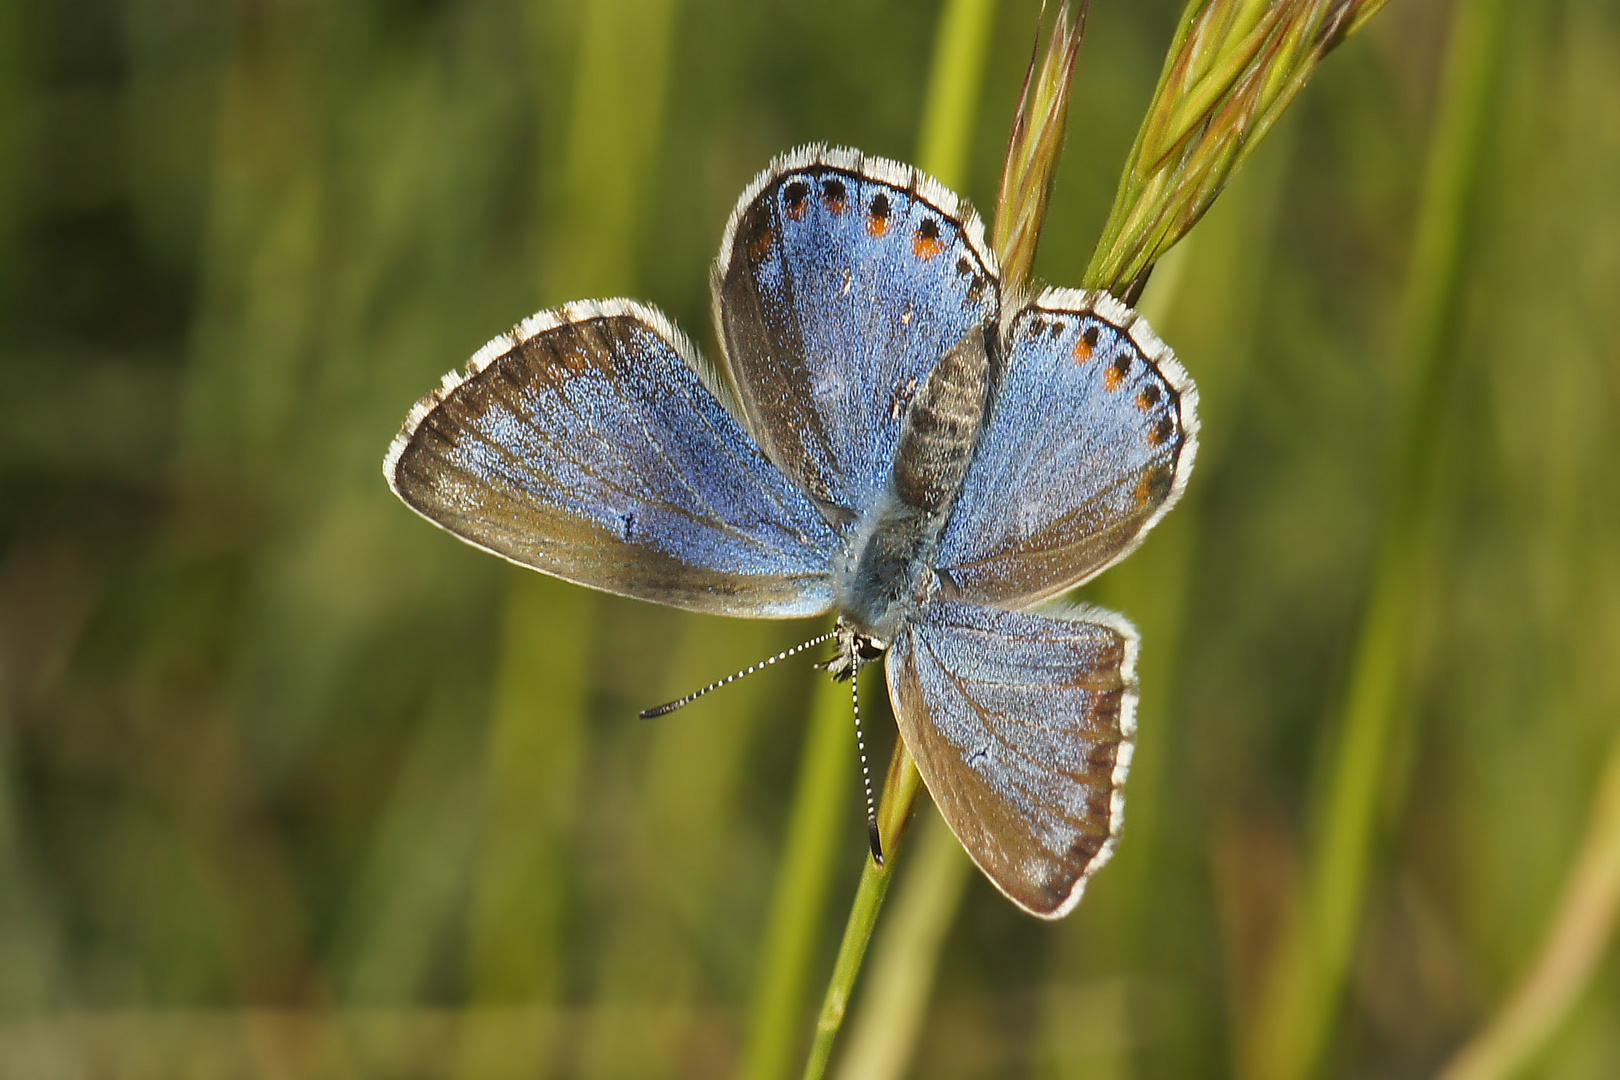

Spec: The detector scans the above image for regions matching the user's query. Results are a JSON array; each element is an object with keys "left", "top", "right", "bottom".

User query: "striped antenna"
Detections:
[
  {"left": 639, "top": 631, "right": 838, "bottom": 719},
  {"left": 852, "top": 665, "right": 883, "bottom": 865}
]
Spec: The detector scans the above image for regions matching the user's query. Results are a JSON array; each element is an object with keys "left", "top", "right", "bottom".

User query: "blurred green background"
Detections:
[{"left": 2, "top": 0, "right": 1618, "bottom": 1077}]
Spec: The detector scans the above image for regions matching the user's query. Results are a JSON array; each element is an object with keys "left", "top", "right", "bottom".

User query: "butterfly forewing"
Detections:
[
  {"left": 713, "top": 146, "right": 999, "bottom": 528},
  {"left": 936, "top": 289, "right": 1198, "bottom": 606},
  {"left": 386, "top": 300, "right": 839, "bottom": 618},
  {"left": 886, "top": 601, "right": 1138, "bottom": 919}
]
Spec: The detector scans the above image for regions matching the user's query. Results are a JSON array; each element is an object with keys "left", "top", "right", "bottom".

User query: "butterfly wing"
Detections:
[
  {"left": 385, "top": 299, "right": 839, "bottom": 618},
  {"left": 712, "top": 145, "right": 999, "bottom": 527},
  {"left": 887, "top": 600, "right": 1138, "bottom": 919},
  {"left": 935, "top": 289, "right": 1198, "bottom": 606}
]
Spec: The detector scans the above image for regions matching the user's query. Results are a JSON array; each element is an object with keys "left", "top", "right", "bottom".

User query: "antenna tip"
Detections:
[{"left": 868, "top": 822, "right": 886, "bottom": 866}]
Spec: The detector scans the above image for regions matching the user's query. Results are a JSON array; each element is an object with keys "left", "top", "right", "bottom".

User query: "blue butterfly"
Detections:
[{"left": 384, "top": 146, "right": 1198, "bottom": 918}]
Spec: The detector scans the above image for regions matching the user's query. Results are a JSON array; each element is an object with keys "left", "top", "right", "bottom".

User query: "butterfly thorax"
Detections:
[{"left": 832, "top": 325, "right": 993, "bottom": 644}]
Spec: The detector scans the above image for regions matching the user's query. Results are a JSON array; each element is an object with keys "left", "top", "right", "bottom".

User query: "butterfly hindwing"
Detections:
[
  {"left": 385, "top": 300, "right": 839, "bottom": 618},
  {"left": 935, "top": 289, "right": 1199, "bottom": 606},
  {"left": 886, "top": 601, "right": 1138, "bottom": 919},
  {"left": 713, "top": 146, "right": 1000, "bottom": 528}
]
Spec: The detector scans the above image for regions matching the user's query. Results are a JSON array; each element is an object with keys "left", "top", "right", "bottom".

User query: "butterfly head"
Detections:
[{"left": 822, "top": 618, "right": 887, "bottom": 683}]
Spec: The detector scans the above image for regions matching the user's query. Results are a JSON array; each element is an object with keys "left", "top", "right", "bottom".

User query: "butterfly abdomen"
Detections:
[
  {"left": 835, "top": 325, "right": 993, "bottom": 641},
  {"left": 891, "top": 325, "right": 993, "bottom": 514}
]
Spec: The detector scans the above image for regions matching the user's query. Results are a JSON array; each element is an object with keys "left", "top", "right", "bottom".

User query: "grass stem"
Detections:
[
  {"left": 1243, "top": 0, "right": 1510, "bottom": 1076},
  {"left": 801, "top": 740, "right": 924, "bottom": 1080},
  {"left": 832, "top": 806, "right": 971, "bottom": 1080}
]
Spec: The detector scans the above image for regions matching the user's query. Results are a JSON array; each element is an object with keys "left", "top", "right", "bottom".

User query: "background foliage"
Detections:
[{"left": 1, "top": 0, "right": 1618, "bottom": 1077}]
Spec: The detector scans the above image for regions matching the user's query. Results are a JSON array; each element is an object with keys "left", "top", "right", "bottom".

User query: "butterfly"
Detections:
[{"left": 384, "top": 145, "right": 1197, "bottom": 919}]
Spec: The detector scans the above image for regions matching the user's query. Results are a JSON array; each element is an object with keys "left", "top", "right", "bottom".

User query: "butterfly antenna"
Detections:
[
  {"left": 638, "top": 631, "right": 838, "bottom": 719},
  {"left": 853, "top": 665, "right": 884, "bottom": 866}
]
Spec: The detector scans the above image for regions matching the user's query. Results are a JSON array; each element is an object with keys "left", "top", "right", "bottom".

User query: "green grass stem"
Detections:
[
  {"left": 831, "top": 806, "right": 971, "bottom": 1080},
  {"left": 802, "top": 739, "right": 925, "bottom": 1080},
  {"left": 1243, "top": 1, "right": 1510, "bottom": 1077}
]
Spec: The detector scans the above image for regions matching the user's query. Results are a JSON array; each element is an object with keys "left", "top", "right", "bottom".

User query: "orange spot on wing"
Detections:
[
  {"left": 1072, "top": 338, "right": 1093, "bottom": 363},
  {"left": 867, "top": 215, "right": 889, "bottom": 238},
  {"left": 1104, "top": 353, "right": 1132, "bottom": 391},
  {"left": 913, "top": 231, "right": 945, "bottom": 260},
  {"left": 1135, "top": 388, "right": 1156, "bottom": 411},
  {"left": 748, "top": 225, "right": 775, "bottom": 259},
  {"left": 1134, "top": 466, "right": 1171, "bottom": 506},
  {"left": 549, "top": 338, "right": 596, "bottom": 375},
  {"left": 786, "top": 201, "right": 808, "bottom": 221}
]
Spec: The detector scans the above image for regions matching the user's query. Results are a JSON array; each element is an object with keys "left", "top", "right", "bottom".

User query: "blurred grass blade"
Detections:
[
  {"left": 1243, "top": 1, "right": 1510, "bottom": 1078},
  {"left": 1083, "top": 0, "right": 1390, "bottom": 299},
  {"left": 456, "top": 575, "right": 592, "bottom": 1063},
  {"left": 917, "top": 0, "right": 998, "bottom": 200},
  {"left": 0, "top": 0, "right": 61, "bottom": 1023},
  {"left": 579, "top": 616, "right": 798, "bottom": 1078},
  {"left": 176, "top": 0, "right": 327, "bottom": 500},
  {"left": 0, "top": 0, "right": 30, "bottom": 319},
  {"left": 1439, "top": 728, "right": 1620, "bottom": 1080},
  {"left": 458, "top": 0, "right": 678, "bottom": 1074}
]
